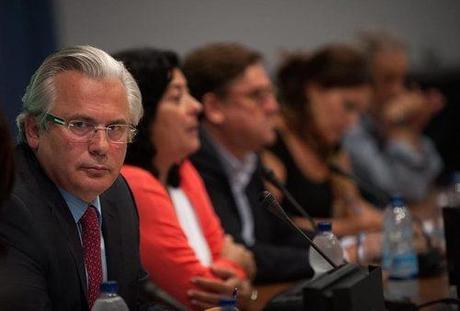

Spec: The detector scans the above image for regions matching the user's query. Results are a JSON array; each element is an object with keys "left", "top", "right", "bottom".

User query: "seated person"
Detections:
[
  {"left": 115, "top": 48, "right": 255, "bottom": 310},
  {"left": 0, "top": 109, "right": 14, "bottom": 258},
  {"left": 263, "top": 45, "right": 383, "bottom": 236},
  {"left": 0, "top": 108, "right": 14, "bottom": 204},
  {"left": 343, "top": 31, "right": 443, "bottom": 205},
  {"left": 184, "top": 42, "right": 313, "bottom": 283},
  {"left": 0, "top": 46, "right": 149, "bottom": 310}
]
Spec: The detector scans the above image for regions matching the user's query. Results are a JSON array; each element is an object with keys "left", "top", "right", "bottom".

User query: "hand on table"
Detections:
[{"left": 189, "top": 265, "right": 253, "bottom": 310}]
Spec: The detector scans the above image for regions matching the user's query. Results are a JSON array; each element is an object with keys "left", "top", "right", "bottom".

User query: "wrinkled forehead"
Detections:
[{"left": 52, "top": 71, "right": 130, "bottom": 119}]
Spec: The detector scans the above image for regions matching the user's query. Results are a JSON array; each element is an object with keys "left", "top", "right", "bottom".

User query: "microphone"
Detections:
[
  {"left": 260, "top": 165, "right": 316, "bottom": 230},
  {"left": 260, "top": 191, "right": 387, "bottom": 310},
  {"left": 259, "top": 190, "right": 338, "bottom": 269}
]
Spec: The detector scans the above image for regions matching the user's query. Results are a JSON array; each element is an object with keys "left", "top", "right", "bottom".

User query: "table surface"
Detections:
[
  {"left": 249, "top": 270, "right": 452, "bottom": 311},
  {"left": 247, "top": 191, "right": 453, "bottom": 311}
]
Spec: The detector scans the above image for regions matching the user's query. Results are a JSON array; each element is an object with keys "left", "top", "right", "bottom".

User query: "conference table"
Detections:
[
  {"left": 248, "top": 192, "right": 454, "bottom": 310},
  {"left": 250, "top": 272, "right": 451, "bottom": 310}
]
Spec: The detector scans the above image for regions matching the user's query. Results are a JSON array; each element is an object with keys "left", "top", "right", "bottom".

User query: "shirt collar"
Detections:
[
  {"left": 210, "top": 136, "right": 257, "bottom": 188},
  {"left": 58, "top": 188, "right": 101, "bottom": 224}
]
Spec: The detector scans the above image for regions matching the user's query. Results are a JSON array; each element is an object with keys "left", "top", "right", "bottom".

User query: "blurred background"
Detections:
[{"left": 1, "top": 0, "right": 459, "bottom": 176}]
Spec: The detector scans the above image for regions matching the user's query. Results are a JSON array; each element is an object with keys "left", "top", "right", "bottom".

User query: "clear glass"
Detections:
[{"left": 45, "top": 113, "right": 136, "bottom": 143}]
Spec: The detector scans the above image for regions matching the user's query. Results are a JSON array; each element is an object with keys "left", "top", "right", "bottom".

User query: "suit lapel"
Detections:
[
  {"left": 100, "top": 195, "right": 122, "bottom": 282},
  {"left": 18, "top": 144, "right": 88, "bottom": 298},
  {"left": 51, "top": 199, "right": 88, "bottom": 298}
]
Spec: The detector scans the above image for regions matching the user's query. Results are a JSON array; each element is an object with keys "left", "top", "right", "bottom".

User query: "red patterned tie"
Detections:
[{"left": 80, "top": 205, "right": 103, "bottom": 309}]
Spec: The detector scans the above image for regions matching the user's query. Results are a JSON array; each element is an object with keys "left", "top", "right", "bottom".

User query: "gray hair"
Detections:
[
  {"left": 355, "top": 30, "right": 407, "bottom": 63},
  {"left": 17, "top": 45, "right": 143, "bottom": 143}
]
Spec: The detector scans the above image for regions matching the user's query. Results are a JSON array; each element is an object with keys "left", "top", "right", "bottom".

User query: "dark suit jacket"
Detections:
[
  {"left": 0, "top": 144, "right": 148, "bottom": 311},
  {"left": 190, "top": 130, "right": 313, "bottom": 283}
]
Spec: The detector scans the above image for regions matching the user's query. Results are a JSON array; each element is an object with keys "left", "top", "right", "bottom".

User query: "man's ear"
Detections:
[
  {"left": 201, "top": 93, "right": 226, "bottom": 125},
  {"left": 24, "top": 116, "right": 41, "bottom": 149},
  {"left": 305, "top": 82, "right": 322, "bottom": 104}
]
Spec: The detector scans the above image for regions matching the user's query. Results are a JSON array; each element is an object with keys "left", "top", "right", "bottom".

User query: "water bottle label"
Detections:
[{"left": 389, "top": 253, "right": 418, "bottom": 280}]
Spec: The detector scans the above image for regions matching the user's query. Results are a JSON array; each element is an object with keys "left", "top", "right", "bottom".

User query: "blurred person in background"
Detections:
[
  {"left": 0, "top": 108, "right": 14, "bottom": 258},
  {"left": 343, "top": 31, "right": 444, "bottom": 205},
  {"left": 263, "top": 45, "right": 383, "bottom": 237},
  {"left": 0, "top": 109, "right": 14, "bottom": 205},
  {"left": 115, "top": 48, "right": 255, "bottom": 310},
  {"left": 185, "top": 42, "right": 314, "bottom": 283}
]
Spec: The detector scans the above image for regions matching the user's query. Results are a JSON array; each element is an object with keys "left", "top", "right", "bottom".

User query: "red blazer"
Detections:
[{"left": 121, "top": 161, "right": 246, "bottom": 308}]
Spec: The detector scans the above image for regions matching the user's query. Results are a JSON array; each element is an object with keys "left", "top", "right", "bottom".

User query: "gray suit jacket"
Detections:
[{"left": 0, "top": 144, "right": 148, "bottom": 310}]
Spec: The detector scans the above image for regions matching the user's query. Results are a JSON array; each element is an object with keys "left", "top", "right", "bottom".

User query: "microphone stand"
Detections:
[
  {"left": 260, "top": 165, "right": 317, "bottom": 230},
  {"left": 260, "top": 191, "right": 337, "bottom": 268},
  {"left": 259, "top": 190, "right": 385, "bottom": 311}
]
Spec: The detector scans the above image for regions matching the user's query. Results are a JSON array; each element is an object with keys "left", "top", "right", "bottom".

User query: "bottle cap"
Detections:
[
  {"left": 317, "top": 221, "right": 332, "bottom": 232},
  {"left": 218, "top": 297, "right": 237, "bottom": 307},
  {"left": 100, "top": 281, "right": 118, "bottom": 293},
  {"left": 389, "top": 194, "right": 405, "bottom": 207}
]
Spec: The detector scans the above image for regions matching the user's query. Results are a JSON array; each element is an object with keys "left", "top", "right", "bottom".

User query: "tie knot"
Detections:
[{"left": 81, "top": 205, "right": 99, "bottom": 228}]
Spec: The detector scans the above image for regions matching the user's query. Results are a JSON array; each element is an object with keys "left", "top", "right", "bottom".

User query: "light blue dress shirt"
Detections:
[{"left": 343, "top": 115, "right": 443, "bottom": 203}]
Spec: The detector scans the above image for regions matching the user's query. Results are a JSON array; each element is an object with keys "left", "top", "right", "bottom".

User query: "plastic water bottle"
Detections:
[
  {"left": 382, "top": 195, "right": 418, "bottom": 279},
  {"left": 91, "top": 281, "right": 129, "bottom": 311},
  {"left": 309, "top": 222, "right": 344, "bottom": 277},
  {"left": 218, "top": 297, "right": 238, "bottom": 311}
]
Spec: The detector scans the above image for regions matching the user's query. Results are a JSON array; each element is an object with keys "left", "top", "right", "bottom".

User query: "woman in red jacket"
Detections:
[{"left": 114, "top": 49, "right": 255, "bottom": 310}]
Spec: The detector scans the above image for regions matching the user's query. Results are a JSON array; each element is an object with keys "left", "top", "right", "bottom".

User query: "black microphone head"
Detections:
[
  {"left": 259, "top": 190, "right": 284, "bottom": 219},
  {"left": 259, "top": 190, "right": 272, "bottom": 204}
]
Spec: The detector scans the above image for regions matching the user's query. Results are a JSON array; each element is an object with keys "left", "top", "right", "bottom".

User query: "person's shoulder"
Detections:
[
  {"left": 190, "top": 131, "right": 222, "bottom": 167},
  {"left": 179, "top": 160, "right": 209, "bottom": 193},
  {"left": 343, "top": 118, "right": 374, "bottom": 150},
  {"left": 119, "top": 165, "right": 167, "bottom": 202},
  {"left": 6, "top": 146, "right": 60, "bottom": 214},
  {"left": 121, "top": 165, "right": 158, "bottom": 186},
  {"left": 179, "top": 160, "right": 200, "bottom": 180}
]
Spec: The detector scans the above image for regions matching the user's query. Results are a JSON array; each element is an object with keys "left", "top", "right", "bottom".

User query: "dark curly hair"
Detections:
[
  {"left": 113, "top": 48, "right": 181, "bottom": 186},
  {"left": 276, "top": 44, "right": 370, "bottom": 159}
]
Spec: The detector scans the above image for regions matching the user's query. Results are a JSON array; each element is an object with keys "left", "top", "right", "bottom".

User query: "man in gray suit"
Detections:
[{"left": 0, "top": 45, "right": 148, "bottom": 310}]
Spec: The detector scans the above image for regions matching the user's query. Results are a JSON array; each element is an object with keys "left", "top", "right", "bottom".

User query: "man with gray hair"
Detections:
[
  {"left": 343, "top": 31, "right": 443, "bottom": 205},
  {"left": 0, "top": 45, "right": 148, "bottom": 310}
]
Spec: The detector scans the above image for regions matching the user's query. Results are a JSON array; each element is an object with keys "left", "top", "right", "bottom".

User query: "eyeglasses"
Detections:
[
  {"left": 45, "top": 113, "right": 137, "bottom": 144},
  {"left": 231, "top": 87, "right": 275, "bottom": 105}
]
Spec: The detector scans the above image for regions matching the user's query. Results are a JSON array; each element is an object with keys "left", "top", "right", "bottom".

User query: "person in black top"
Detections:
[
  {"left": 269, "top": 132, "right": 334, "bottom": 218},
  {"left": 184, "top": 42, "right": 313, "bottom": 283},
  {"left": 263, "top": 44, "right": 383, "bottom": 237}
]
